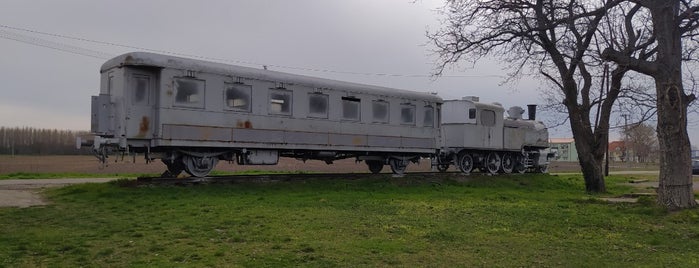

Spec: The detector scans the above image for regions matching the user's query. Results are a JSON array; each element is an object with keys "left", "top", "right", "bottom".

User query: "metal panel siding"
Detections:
[
  {"left": 163, "top": 125, "right": 231, "bottom": 141},
  {"left": 91, "top": 94, "right": 112, "bottom": 134},
  {"left": 233, "top": 128, "right": 285, "bottom": 143},
  {"left": 368, "top": 136, "right": 401, "bottom": 148},
  {"left": 285, "top": 131, "right": 328, "bottom": 145},
  {"left": 504, "top": 127, "right": 525, "bottom": 150},
  {"left": 401, "top": 137, "right": 434, "bottom": 148},
  {"left": 329, "top": 134, "right": 367, "bottom": 146}
]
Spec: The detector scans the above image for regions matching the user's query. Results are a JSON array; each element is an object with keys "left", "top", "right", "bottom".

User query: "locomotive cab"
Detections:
[{"left": 441, "top": 97, "right": 504, "bottom": 150}]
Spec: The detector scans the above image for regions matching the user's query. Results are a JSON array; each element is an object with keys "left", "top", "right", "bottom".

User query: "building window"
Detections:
[
  {"left": 423, "top": 105, "right": 434, "bottom": 127},
  {"left": 400, "top": 104, "right": 415, "bottom": 125},
  {"left": 342, "top": 97, "right": 360, "bottom": 121},
  {"left": 174, "top": 78, "right": 205, "bottom": 108},
  {"left": 481, "top": 109, "right": 496, "bottom": 126},
  {"left": 132, "top": 75, "right": 150, "bottom": 105},
  {"left": 224, "top": 83, "right": 251, "bottom": 112},
  {"left": 372, "top": 100, "right": 389, "bottom": 123},
  {"left": 308, "top": 93, "right": 329, "bottom": 118},
  {"left": 270, "top": 89, "right": 292, "bottom": 115}
]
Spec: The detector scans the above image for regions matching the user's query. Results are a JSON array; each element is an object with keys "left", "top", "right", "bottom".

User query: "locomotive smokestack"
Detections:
[{"left": 527, "top": 104, "right": 537, "bottom": 120}]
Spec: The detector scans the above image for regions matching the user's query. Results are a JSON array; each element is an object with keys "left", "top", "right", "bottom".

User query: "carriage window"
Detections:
[
  {"left": 469, "top": 108, "right": 476, "bottom": 119},
  {"left": 270, "top": 89, "right": 292, "bottom": 115},
  {"left": 308, "top": 93, "right": 328, "bottom": 118},
  {"left": 174, "top": 78, "right": 205, "bottom": 108},
  {"left": 400, "top": 104, "right": 415, "bottom": 125},
  {"left": 423, "top": 105, "right": 434, "bottom": 127},
  {"left": 132, "top": 75, "right": 149, "bottom": 105},
  {"left": 372, "top": 100, "right": 389, "bottom": 123},
  {"left": 342, "top": 97, "right": 360, "bottom": 121},
  {"left": 224, "top": 83, "right": 251, "bottom": 112},
  {"left": 481, "top": 109, "right": 496, "bottom": 126}
]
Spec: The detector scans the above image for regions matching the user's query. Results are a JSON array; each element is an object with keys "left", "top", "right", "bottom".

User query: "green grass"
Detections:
[{"left": 1, "top": 174, "right": 699, "bottom": 267}]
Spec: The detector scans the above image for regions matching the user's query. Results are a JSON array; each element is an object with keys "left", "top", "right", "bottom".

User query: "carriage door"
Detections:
[{"left": 126, "top": 71, "right": 156, "bottom": 139}]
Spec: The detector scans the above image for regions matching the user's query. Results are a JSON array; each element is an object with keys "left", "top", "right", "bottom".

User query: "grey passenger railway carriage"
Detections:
[{"left": 81, "top": 52, "right": 552, "bottom": 177}]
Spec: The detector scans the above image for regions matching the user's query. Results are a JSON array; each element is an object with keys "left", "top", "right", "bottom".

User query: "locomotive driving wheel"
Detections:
[
  {"left": 485, "top": 152, "right": 501, "bottom": 175},
  {"left": 366, "top": 160, "right": 384, "bottom": 174},
  {"left": 183, "top": 155, "right": 219, "bottom": 177},
  {"left": 457, "top": 153, "right": 473, "bottom": 174},
  {"left": 501, "top": 153, "right": 514, "bottom": 174},
  {"left": 514, "top": 154, "right": 527, "bottom": 174}
]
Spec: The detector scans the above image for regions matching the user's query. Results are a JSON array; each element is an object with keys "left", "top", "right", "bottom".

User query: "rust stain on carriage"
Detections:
[
  {"left": 352, "top": 137, "right": 365, "bottom": 145},
  {"left": 137, "top": 116, "right": 150, "bottom": 137},
  {"left": 236, "top": 120, "right": 253, "bottom": 129}
]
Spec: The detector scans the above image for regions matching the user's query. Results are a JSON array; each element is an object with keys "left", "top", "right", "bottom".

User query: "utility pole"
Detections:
[{"left": 622, "top": 114, "right": 629, "bottom": 163}]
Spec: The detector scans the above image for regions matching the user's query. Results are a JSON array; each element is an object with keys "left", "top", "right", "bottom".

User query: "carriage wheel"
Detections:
[
  {"left": 501, "top": 153, "right": 514, "bottom": 174},
  {"left": 537, "top": 164, "right": 549, "bottom": 174},
  {"left": 389, "top": 158, "right": 408, "bottom": 175},
  {"left": 457, "top": 153, "right": 473, "bottom": 174},
  {"left": 366, "top": 160, "right": 384, "bottom": 174},
  {"left": 183, "top": 155, "right": 219, "bottom": 177},
  {"left": 485, "top": 152, "right": 501, "bottom": 175}
]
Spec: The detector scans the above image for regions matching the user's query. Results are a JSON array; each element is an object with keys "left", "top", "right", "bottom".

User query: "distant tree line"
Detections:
[{"left": 0, "top": 127, "right": 92, "bottom": 155}]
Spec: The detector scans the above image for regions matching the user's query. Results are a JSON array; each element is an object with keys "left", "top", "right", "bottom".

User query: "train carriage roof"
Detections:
[{"left": 102, "top": 52, "right": 442, "bottom": 103}]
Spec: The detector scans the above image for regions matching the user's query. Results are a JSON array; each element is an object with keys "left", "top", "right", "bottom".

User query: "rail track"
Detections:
[{"left": 135, "top": 171, "right": 468, "bottom": 186}]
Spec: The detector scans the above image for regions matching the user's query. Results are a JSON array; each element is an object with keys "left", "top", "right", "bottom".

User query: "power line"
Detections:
[
  {"left": 0, "top": 29, "right": 112, "bottom": 60},
  {"left": 0, "top": 24, "right": 505, "bottom": 78}
]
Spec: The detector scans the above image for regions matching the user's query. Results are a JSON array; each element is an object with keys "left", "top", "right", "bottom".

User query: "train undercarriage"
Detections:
[
  {"left": 86, "top": 139, "right": 551, "bottom": 178},
  {"left": 435, "top": 148, "right": 553, "bottom": 175}
]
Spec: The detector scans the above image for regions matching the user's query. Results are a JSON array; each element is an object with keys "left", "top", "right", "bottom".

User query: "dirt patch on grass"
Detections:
[{"left": 0, "top": 178, "right": 113, "bottom": 208}]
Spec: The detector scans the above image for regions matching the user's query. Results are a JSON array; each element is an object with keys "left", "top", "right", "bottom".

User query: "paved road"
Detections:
[{"left": 0, "top": 178, "right": 114, "bottom": 208}]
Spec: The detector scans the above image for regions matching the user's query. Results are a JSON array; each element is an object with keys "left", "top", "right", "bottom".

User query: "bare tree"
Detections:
[
  {"left": 429, "top": 0, "right": 626, "bottom": 193},
  {"left": 622, "top": 123, "right": 659, "bottom": 162},
  {"left": 602, "top": 0, "right": 699, "bottom": 209}
]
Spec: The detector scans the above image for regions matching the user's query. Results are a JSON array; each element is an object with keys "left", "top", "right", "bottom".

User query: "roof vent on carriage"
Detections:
[{"left": 461, "top": 96, "right": 480, "bottom": 102}]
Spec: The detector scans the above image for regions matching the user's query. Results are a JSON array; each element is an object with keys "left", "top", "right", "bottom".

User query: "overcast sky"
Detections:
[{"left": 2, "top": 0, "right": 697, "bottom": 143}]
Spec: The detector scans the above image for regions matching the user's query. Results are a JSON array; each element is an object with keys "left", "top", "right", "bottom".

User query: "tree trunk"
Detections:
[
  {"left": 655, "top": 78, "right": 696, "bottom": 209},
  {"left": 577, "top": 146, "right": 606, "bottom": 193},
  {"left": 651, "top": 0, "right": 696, "bottom": 209},
  {"left": 568, "top": 106, "right": 606, "bottom": 193}
]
